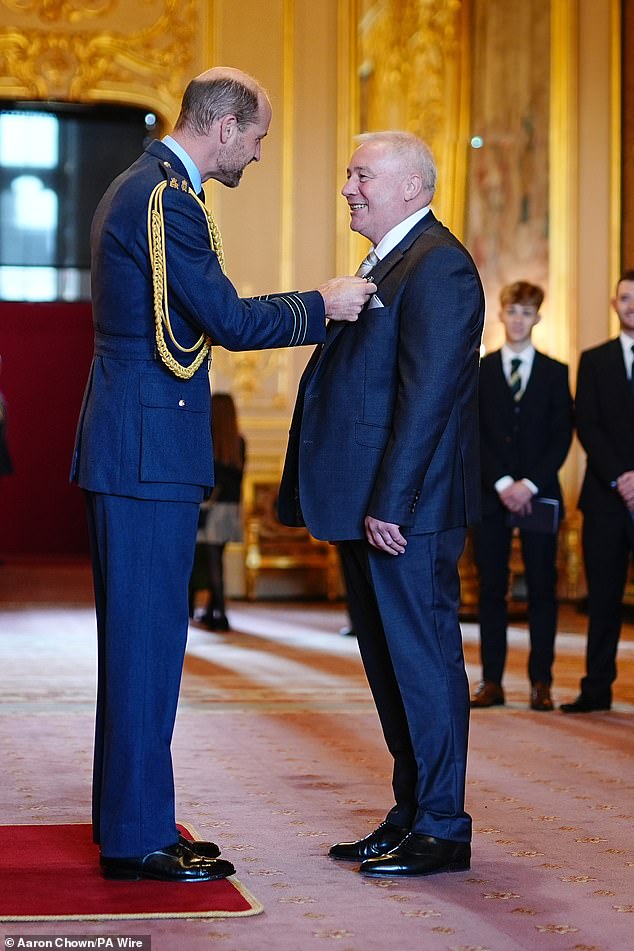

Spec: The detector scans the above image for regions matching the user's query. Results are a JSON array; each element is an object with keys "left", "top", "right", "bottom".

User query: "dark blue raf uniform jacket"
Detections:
[
  {"left": 71, "top": 140, "right": 326, "bottom": 859},
  {"left": 72, "top": 140, "right": 325, "bottom": 499}
]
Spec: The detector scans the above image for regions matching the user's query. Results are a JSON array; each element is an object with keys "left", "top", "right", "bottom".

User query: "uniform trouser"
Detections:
[
  {"left": 581, "top": 510, "right": 634, "bottom": 699},
  {"left": 85, "top": 491, "right": 199, "bottom": 858},
  {"left": 473, "top": 514, "right": 559, "bottom": 686},
  {"left": 338, "top": 528, "right": 471, "bottom": 843}
]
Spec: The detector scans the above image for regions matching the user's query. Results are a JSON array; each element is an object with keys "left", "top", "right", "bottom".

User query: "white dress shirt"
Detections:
[{"left": 494, "top": 343, "right": 538, "bottom": 497}]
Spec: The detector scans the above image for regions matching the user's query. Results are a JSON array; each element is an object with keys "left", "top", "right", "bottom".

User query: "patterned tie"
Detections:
[
  {"left": 508, "top": 356, "right": 522, "bottom": 401},
  {"left": 356, "top": 249, "right": 379, "bottom": 278}
]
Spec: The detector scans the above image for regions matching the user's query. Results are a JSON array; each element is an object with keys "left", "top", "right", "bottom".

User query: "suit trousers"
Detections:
[
  {"left": 338, "top": 528, "right": 471, "bottom": 843},
  {"left": 581, "top": 510, "right": 634, "bottom": 698},
  {"left": 473, "top": 513, "right": 558, "bottom": 685},
  {"left": 85, "top": 491, "right": 199, "bottom": 858}
]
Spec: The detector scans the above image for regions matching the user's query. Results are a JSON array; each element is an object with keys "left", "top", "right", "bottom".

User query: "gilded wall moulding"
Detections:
[
  {"left": 357, "top": 0, "right": 467, "bottom": 227},
  {"left": 0, "top": 0, "right": 198, "bottom": 121},
  {"left": 2, "top": 0, "right": 116, "bottom": 23},
  {"left": 359, "top": 0, "right": 462, "bottom": 142}
]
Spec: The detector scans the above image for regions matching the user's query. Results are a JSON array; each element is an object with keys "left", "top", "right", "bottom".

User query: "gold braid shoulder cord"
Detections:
[{"left": 147, "top": 181, "right": 225, "bottom": 380}]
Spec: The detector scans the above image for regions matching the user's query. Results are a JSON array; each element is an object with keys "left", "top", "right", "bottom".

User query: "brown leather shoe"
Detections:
[
  {"left": 470, "top": 680, "right": 504, "bottom": 708},
  {"left": 530, "top": 682, "right": 554, "bottom": 711}
]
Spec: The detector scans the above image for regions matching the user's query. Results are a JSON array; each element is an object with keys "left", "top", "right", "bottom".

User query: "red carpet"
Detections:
[{"left": 0, "top": 823, "right": 263, "bottom": 920}]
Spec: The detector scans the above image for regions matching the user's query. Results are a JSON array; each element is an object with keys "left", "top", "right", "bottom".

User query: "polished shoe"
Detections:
[
  {"left": 359, "top": 833, "right": 471, "bottom": 877},
  {"left": 470, "top": 680, "right": 505, "bottom": 708},
  {"left": 560, "top": 693, "right": 611, "bottom": 713},
  {"left": 178, "top": 832, "right": 221, "bottom": 859},
  {"left": 204, "top": 610, "right": 230, "bottom": 632},
  {"left": 329, "top": 821, "right": 409, "bottom": 861},
  {"left": 530, "top": 682, "right": 554, "bottom": 711},
  {"left": 100, "top": 842, "right": 235, "bottom": 881}
]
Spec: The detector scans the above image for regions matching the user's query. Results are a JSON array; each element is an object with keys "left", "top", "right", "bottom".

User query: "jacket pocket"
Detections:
[
  {"left": 355, "top": 420, "right": 390, "bottom": 449},
  {"left": 139, "top": 375, "right": 213, "bottom": 485}
]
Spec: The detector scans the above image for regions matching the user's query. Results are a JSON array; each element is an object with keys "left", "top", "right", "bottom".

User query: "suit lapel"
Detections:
[
  {"left": 309, "top": 212, "right": 439, "bottom": 368},
  {"left": 363, "top": 211, "right": 438, "bottom": 287}
]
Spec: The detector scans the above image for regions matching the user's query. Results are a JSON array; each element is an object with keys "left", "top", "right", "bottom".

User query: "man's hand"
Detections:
[
  {"left": 318, "top": 276, "right": 377, "bottom": 322},
  {"left": 616, "top": 471, "right": 634, "bottom": 508},
  {"left": 365, "top": 516, "right": 407, "bottom": 555},
  {"left": 499, "top": 481, "right": 533, "bottom": 516}
]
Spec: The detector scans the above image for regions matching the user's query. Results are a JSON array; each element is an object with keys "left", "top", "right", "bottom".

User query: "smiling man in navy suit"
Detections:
[
  {"left": 279, "top": 132, "right": 485, "bottom": 877},
  {"left": 71, "top": 66, "right": 374, "bottom": 882}
]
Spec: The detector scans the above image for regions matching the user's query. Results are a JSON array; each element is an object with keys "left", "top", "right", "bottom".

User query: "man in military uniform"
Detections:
[{"left": 72, "top": 66, "right": 373, "bottom": 882}]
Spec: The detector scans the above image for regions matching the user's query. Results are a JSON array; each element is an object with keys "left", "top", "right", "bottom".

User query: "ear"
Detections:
[
  {"left": 219, "top": 114, "right": 238, "bottom": 144},
  {"left": 610, "top": 296, "right": 618, "bottom": 314},
  {"left": 404, "top": 173, "right": 423, "bottom": 202}
]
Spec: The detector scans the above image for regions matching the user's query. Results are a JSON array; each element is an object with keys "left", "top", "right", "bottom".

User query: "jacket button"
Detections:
[{"left": 178, "top": 399, "right": 186, "bottom": 407}]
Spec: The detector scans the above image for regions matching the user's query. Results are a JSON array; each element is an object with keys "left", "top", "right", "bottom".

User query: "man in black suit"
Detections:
[
  {"left": 279, "top": 132, "right": 484, "bottom": 876},
  {"left": 471, "top": 281, "right": 573, "bottom": 712},
  {"left": 561, "top": 270, "right": 634, "bottom": 713}
]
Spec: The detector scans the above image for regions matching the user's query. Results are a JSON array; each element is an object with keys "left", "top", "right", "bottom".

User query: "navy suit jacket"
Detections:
[
  {"left": 478, "top": 350, "right": 573, "bottom": 518},
  {"left": 576, "top": 338, "right": 634, "bottom": 514},
  {"left": 71, "top": 140, "right": 325, "bottom": 503},
  {"left": 278, "top": 211, "right": 485, "bottom": 541}
]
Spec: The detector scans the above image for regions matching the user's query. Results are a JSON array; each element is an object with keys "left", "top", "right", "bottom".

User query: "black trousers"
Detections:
[
  {"left": 581, "top": 510, "right": 634, "bottom": 698},
  {"left": 473, "top": 512, "right": 558, "bottom": 686}
]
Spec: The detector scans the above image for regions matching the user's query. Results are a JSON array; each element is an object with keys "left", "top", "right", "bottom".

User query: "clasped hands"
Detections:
[
  {"left": 499, "top": 481, "right": 534, "bottom": 517},
  {"left": 318, "top": 276, "right": 377, "bottom": 322}
]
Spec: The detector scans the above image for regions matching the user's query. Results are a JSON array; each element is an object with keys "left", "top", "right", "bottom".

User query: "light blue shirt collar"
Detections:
[{"left": 162, "top": 135, "right": 202, "bottom": 194}]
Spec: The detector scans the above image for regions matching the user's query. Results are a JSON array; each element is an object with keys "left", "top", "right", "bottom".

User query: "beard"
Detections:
[{"left": 216, "top": 141, "right": 251, "bottom": 188}]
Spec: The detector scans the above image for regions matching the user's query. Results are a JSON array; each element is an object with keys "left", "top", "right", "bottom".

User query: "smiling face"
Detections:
[
  {"left": 612, "top": 279, "right": 634, "bottom": 338},
  {"left": 499, "top": 303, "right": 541, "bottom": 349},
  {"left": 341, "top": 140, "right": 428, "bottom": 245}
]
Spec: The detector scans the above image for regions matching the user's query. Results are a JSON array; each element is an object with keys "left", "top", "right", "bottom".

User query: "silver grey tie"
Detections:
[{"left": 356, "top": 249, "right": 379, "bottom": 278}]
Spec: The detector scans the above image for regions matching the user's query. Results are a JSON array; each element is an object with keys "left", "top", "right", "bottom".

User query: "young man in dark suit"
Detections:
[
  {"left": 71, "top": 67, "right": 373, "bottom": 882},
  {"left": 561, "top": 270, "right": 634, "bottom": 713},
  {"left": 279, "top": 132, "right": 484, "bottom": 876},
  {"left": 471, "top": 282, "right": 573, "bottom": 712}
]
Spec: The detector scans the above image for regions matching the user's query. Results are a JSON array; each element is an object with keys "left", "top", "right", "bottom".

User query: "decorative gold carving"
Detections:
[
  {"left": 356, "top": 0, "right": 468, "bottom": 230},
  {"left": 0, "top": 0, "right": 197, "bottom": 121},
  {"left": 2, "top": 0, "right": 116, "bottom": 23}
]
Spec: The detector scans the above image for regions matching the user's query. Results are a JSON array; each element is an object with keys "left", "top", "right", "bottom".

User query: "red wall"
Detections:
[{"left": 0, "top": 302, "right": 94, "bottom": 556}]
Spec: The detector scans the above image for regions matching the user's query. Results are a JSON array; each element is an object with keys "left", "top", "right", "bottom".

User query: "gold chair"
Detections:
[{"left": 243, "top": 472, "right": 341, "bottom": 601}]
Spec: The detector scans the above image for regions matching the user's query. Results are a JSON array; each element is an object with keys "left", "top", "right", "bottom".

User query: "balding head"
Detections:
[{"left": 174, "top": 66, "right": 269, "bottom": 136}]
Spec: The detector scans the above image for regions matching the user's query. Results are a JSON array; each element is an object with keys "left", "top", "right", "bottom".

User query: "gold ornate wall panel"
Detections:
[
  {"left": 0, "top": 0, "right": 201, "bottom": 123},
  {"left": 465, "top": 0, "right": 551, "bottom": 355},
  {"left": 355, "top": 0, "right": 470, "bottom": 234}
]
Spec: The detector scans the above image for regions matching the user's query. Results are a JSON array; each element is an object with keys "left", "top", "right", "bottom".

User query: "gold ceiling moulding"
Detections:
[{"left": 0, "top": 0, "right": 198, "bottom": 122}]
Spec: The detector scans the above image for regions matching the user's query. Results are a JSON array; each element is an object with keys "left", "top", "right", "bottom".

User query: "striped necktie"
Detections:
[
  {"left": 356, "top": 249, "right": 379, "bottom": 278},
  {"left": 508, "top": 356, "right": 522, "bottom": 401}
]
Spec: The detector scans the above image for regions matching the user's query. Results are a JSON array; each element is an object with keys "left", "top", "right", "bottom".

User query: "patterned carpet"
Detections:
[{"left": 1, "top": 560, "right": 633, "bottom": 950}]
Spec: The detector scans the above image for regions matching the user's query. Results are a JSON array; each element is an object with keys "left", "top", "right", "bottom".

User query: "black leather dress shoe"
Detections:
[
  {"left": 359, "top": 833, "right": 471, "bottom": 877},
  {"left": 100, "top": 842, "right": 235, "bottom": 881},
  {"left": 560, "top": 693, "right": 611, "bottom": 713},
  {"left": 178, "top": 832, "right": 221, "bottom": 858},
  {"left": 329, "top": 821, "right": 409, "bottom": 861}
]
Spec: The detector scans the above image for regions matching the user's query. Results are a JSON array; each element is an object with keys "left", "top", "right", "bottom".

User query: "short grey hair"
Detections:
[
  {"left": 355, "top": 131, "right": 437, "bottom": 195},
  {"left": 175, "top": 76, "right": 260, "bottom": 135}
]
